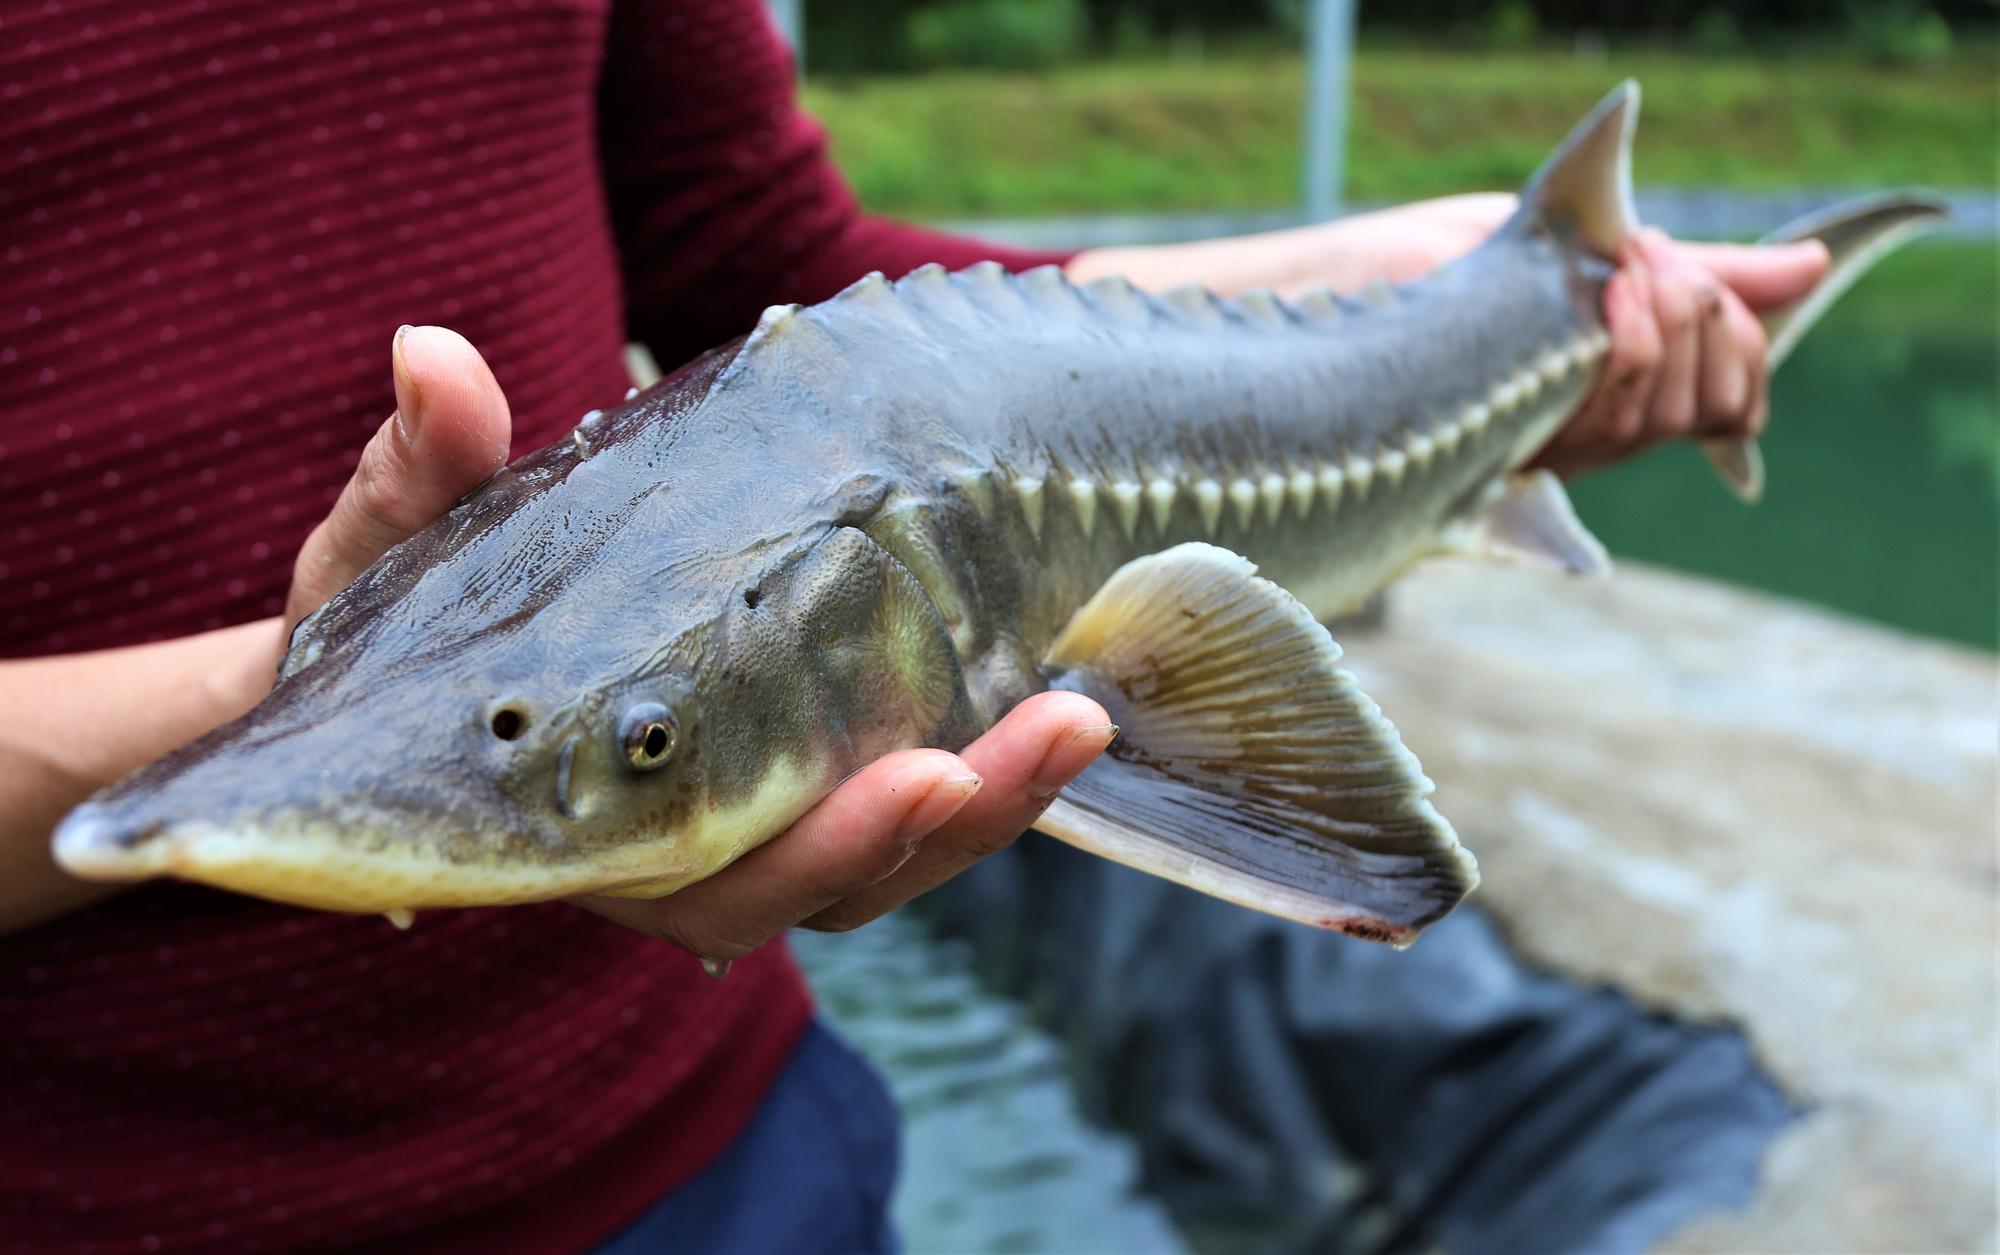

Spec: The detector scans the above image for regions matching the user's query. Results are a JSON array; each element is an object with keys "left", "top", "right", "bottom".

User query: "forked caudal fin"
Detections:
[
  {"left": 1701, "top": 193, "right": 1950, "bottom": 503},
  {"left": 1034, "top": 543, "right": 1478, "bottom": 947}
]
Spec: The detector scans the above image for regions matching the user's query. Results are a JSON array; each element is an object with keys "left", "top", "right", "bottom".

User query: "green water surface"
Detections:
[{"left": 1568, "top": 241, "right": 1999, "bottom": 651}]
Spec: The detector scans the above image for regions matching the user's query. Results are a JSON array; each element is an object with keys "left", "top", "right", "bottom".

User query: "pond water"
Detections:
[{"left": 791, "top": 919, "right": 1187, "bottom": 1253}]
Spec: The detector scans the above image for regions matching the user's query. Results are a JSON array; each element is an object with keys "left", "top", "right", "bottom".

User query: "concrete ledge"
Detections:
[{"left": 1339, "top": 560, "right": 1998, "bottom": 1252}]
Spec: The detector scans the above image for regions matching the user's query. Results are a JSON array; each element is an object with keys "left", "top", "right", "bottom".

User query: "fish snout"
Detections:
[{"left": 52, "top": 801, "right": 178, "bottom": 882}]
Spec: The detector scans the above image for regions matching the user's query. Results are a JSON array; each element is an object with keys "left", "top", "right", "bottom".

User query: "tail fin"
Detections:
[
  {"left": 1702, "top": 194, "right": 1950, "bottom": 502},
  {"left": 1517, "top": 79, "right": 1641, "bottom": 258}
]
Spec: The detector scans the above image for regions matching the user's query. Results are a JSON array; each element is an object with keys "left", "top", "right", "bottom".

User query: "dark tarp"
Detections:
[{"left": 914, "top": 833, "right": 1794, "bottom": 1254}]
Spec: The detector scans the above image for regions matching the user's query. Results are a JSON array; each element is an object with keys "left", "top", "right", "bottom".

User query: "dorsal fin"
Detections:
[{"left": 1517, "top": 79, "right": 1640, "bottom": 258}]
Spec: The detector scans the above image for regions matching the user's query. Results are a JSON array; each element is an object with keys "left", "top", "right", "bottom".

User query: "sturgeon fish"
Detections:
[{"left": 53, "top": 83, "right": 1942, "bottom": 945}]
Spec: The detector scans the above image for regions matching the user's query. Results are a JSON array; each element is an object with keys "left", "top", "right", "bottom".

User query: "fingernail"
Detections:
[
  {"left": 391, "top": 325, "right": 420, "bottom": 442},
  {"left": 1030, "top": 723, "right": 1118, "bottom": 799},
  {"left": 700, "top": 957, "right": 732, "bottom": 981},
  {"left": 895, "top": 772, "right": 983, "bottom": 842}
]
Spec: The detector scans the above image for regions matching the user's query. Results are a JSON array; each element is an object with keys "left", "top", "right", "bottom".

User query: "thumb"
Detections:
[
  {"left": 1677, "top": 239, "right": 1831, "bottom": 312},
  {"left": 284, "top": 325, "right": 512, "bottom": 632}
]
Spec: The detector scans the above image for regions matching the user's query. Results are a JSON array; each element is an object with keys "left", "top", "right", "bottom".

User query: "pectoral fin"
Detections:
[{"left": 1036, "top": 543, "right": 1478, "bottom": 946}]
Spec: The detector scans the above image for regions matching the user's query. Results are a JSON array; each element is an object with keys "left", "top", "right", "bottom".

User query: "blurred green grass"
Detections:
[{"left": 803, "top": 45, "right": 1998, "bottom": 217}]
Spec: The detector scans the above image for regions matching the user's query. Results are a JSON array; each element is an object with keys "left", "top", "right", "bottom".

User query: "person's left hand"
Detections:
[
  {"left": 1297, "top": 198, "right": 1830, "bottom": 476},
  {"left": 578, "top": 694, "right": 1114, "bottom": 969},
  {"left": 1094, "top": 195, "right": 1831, "bottom": 478},
  {"left": 1532, "top": 226, "right": 1827, "bottom": 476}
]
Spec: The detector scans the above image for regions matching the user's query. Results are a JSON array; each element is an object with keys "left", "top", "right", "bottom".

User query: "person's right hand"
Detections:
[
  {"left": 0, "top": 325, "right": 524, "bottom": 932},
  {"left": 279, "top": 324, "right": 516, "bottom": 643}
]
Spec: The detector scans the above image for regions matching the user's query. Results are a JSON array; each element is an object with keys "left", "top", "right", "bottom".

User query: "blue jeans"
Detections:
[{"left": 596, "top": 1020, "right": 900, "bottom": 1255}]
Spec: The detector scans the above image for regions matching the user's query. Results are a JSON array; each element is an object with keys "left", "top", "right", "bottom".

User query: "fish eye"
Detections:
[{"left": 619, "top": 702, "right": 678, "bottom": 771}]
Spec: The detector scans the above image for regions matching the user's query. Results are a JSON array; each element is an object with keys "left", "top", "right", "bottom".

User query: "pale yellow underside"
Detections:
[{"left": 102, "top": 754, "right": 828, "bottom": 914}]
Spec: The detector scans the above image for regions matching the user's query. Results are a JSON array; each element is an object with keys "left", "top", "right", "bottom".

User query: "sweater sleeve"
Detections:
[{"left": 596, "top": 0, "right": 1073, "bottom": 370}]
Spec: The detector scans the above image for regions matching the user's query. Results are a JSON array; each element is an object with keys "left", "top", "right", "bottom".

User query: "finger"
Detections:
[
  {"left": 1638, "top": 229, "right": 1700, "bottom": 442},
  {"left": 1696, "top": 286, "right": 1766, "bottom": 435},
  {"left": 1677, "top": 239, "right": 1830, "bottom": 311},
  {"left": 577, "top": 750, "right": 981, "bottom": 960},
  {"left": 285, "top": 326, "right": 512, "bottom": 631},
  {"left": 1533, "top": 262, "right": 1648, "bottom": 475},
  {"left": 1602, "top": 247, "right": 1664, "bottom": 451},
  {"left": 800, "top": 690, "right": 1114, "bottom": 934}
]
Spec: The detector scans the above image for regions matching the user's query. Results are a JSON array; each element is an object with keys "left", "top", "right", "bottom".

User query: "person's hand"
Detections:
[
  {"left": 281, "top": 324, "right": 513, "bottom": 640},
  {"left": 0, "top": 324, "right": 517, "bottom": 932},
  {"left": 579, "top": 694, "right": 1113, "bottom": 969},
  {"left": 307, "top": 328, "right": 1116, "bottom": 960},
  {"left": 1272, "top": 198, "right": 1830, "bottom": 476},
  {"left": 1533, "top": 227, "right": 1827, "bottom": 476},
  {"left": 1075, "top": 196, "right": 1830, "bottom": 480}
]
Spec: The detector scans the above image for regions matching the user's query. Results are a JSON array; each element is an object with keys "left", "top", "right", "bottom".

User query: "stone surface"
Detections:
[{"left": 1340, "top": 559, "right": 1998, "bottom": 1253}]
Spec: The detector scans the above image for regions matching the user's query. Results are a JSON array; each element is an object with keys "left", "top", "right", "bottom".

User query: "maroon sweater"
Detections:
[{"left": 0, "top": 2, "right": 1064, "bottom": 1250}]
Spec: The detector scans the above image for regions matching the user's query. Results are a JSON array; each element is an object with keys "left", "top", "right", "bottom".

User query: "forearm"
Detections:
[
  {"left": 0, "top": 617, "right": 283, "bottom": 933},
  {"left": 1066, "top": 193, "right": 1518, "bottom": 297}
]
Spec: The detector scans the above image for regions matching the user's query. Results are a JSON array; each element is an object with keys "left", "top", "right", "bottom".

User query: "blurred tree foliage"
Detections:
[{"left": 803, "top": 0, "right": 1993, "bottom": 73}]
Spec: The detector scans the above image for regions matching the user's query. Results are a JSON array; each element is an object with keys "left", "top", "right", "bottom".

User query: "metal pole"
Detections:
[
  {"left": 770, "top": 0, "right": 804, "bottom": 73},
  {"left": 1301, "top": 0, "right": 1355, "bottom": 222}
]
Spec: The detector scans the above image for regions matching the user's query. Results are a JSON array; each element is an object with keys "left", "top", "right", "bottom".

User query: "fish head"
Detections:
[{"left": 52, "top": 523, "right": 973, "bottom": 914}]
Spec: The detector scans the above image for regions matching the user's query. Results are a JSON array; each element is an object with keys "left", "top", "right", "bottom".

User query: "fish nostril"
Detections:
[{"left": 490, "top": 707, "right": 527, "bottom": 741}]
